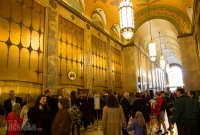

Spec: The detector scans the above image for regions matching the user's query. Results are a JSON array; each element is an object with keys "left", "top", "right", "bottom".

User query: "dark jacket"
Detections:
[
  {"left": 46, "top": 96, "right": 58, "bottom": 121},
  {"left": 4, "top": 97, "right": 22, "bottom": 117},
  {"left": 80, "top": 99, "right": 91, "bottom": 119},
  {"left": 52, "top": 108, "right": 72, "bottom": 135},
  {"left": 27, "top": 106, "right": 52, "bottom": 135},
  {"left": 132, "top": 98, "right": 150, "bottom": 122},
  {"left": 171, "top": 95, "right": 199, "bottom": 124},
  {"left": 120, "top": 98, "right": 131, "bottom": 118}
]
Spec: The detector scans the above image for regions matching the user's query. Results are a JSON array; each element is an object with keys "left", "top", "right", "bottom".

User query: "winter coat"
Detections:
[
  {"left": 52, "top": 108, "right": 72, "bottom": 135},
  {"left": 102, "top": 106, "right": 126, "bottom": 135},
  {"left": 124, "top": 119, "right": 146, "bottom": 135},
  {"left": 152, "top": 97, "right": 162, "bottom": 116},
  {"left": 120, "top": 98, "right": 131, "bottom": 118},
  {"left": 27, "top": 106, "right": 52, "bottom": 135},
  {"left": 172, "top": 95, "right": 200, "bottom": 124},
  {"left": 132, "top": 98, "right": 150, "bottom": 122}
]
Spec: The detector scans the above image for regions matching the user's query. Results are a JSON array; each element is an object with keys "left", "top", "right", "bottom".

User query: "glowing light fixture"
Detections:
[
  {"left": 147, "top": 0, "right": 156, "bottom": 61},
  {"left": 119, "top": 0, "right": 134, "bottom": 39},
  {"left": 166, "top": 63, "right": 170, "bottom": 73},
  {"left": 159, "top": 32, "right": 165, "bottom": 69}
]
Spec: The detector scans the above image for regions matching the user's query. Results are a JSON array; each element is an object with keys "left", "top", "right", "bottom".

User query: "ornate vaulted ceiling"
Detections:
[{"left": 63, "top": 0, "right": 194, "bottom": 67}]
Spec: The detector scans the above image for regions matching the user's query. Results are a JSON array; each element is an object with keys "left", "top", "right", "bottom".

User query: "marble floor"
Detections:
[{"left": 0, "top": 114, "right": 178, "bottom": 135}]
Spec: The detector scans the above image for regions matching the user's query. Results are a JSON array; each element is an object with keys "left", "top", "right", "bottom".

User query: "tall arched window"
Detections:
[{"left": 168, "top": 66, "right": 184, "bottom": 87}]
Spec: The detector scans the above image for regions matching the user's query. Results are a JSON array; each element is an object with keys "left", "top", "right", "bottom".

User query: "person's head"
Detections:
[
  {"left": 187, "top": 90, "right": 196, "bottom": 98},
  {"left": 155, "top": 92, "right": 161, "bottom": 99},
  {"left": 144, "top": 91, "right": 149, "bottom": 96},
  {"left": 12, "top": 103, "right": 21, "bottom": 117},
  {"left": 62, "top": 88, "right": 70, "bottom": 97},
  {"left": 44, "top": 88, "right": 52, "bottom": 96},
  {"left": 35, "top": 95, "right": 49, "bottom": 110},
  {"left": 135, "top": 111, "right": 146, "bottom": 126},
  {"left": 22, "top": 94, "right": 30, "bottom": 104},
  {"left": 58, "top": 97, "right": 70, "bottom": 109},
  {"left": 123, "top": 92, "right": 129, "bottom": 99},
  {"left": 70, "top": 91, "right": 77, "bottom": 102},
  {"left": 106, "top": 94, "right": 120, "bottom": 108},
  {"left": 26, "top": 96, "right": 35, "bottom": 109},
  {"left": 135, "top": 92, "right": 141, "bottom": 98},
  {"left": 88, "top": 92, "right": 93, "bottom": 98},
  {"left": 175, "top": 87, "right": 185, "bottom": 97},
  {"left": 9, "top": 90, "right": 15, "bottom": 99}
]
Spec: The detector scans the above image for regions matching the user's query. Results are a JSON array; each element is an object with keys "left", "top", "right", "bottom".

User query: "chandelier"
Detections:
[
  {"left": 166, "top": 63, "right": 170, "bottom": 73},
  {"left": 159, "top": 33, "right": 165, "bottom": 69},
  {"left": 119, "top": 0, "right": 134, "bottom": 39},
  {"left": 166, "top": 54, "right": 170, "bottom": 73},
  {"left": 149, "top": 42, "right": 156, "bottom": 61},
  {"left": 147, "top": 0, "right": 156, "bottom": 61}
]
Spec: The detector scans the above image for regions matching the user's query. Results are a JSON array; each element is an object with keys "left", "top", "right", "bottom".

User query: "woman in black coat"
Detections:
[{"left": 25, "top": 95, "right": 52, "bottom": 135}]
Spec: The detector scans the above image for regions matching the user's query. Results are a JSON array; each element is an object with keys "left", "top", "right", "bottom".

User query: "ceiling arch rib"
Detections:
[{"left": 134, "top": 5, "right": 192, "bottom": 35}]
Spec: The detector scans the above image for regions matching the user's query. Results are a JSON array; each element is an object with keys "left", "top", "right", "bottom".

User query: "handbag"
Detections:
[{"left": 21, "top": 120, "right": 34, "bottom": 135}]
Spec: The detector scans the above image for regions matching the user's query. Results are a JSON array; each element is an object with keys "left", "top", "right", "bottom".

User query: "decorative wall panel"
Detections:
[
  {"left": 0, "top": 0, "right": 45, "bottom": 83},
  {"left": 92, "top": 35, "right": 107, "bottom": 88},
  {"left": 111, "top": 46, "right": 122, "bottom": 88},
  {"left": 57, "top": 16, "right": 84, "bottom": 86}
]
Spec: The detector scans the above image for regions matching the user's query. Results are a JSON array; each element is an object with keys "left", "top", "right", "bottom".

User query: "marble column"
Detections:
[
  {"left": 84, "top": 24, "right": 92, "bottom": 91},
  {"left": 123, "top": 46, "right": 137, "bottom": 92},
  {"left": 45, "top": 5, "right": 58, "bottom": 91},
  {"left": 179, "top": 35, "right": 200, "bottom": 90}
]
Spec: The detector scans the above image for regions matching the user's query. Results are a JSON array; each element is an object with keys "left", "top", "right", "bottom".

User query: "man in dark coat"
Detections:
[
  {"left": 44, "top": 88, "right": 58, "bottom": 122},
  {"left": 120, "top": 92, "right": 131, "bottom": 135},
  {"left": 4, "top": 90, "right": 22, "bottom": 118},
  {"left": 132, "top": 92, "right": 150, "bottom": 122},
  {"left": 172, "top": 87, "right": 200, "bottom": 135}
]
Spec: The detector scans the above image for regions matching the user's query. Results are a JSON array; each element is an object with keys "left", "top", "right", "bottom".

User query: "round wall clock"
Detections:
[{"left": 68, "top": 71, "right": 76, "bottom": 80}]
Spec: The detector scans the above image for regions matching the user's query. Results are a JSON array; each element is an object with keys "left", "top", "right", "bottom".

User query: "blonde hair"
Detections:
[
  {"left": 135, "top": 111, "right": 146, "bottom": 126},
  {"left": 88, "top": 92, "right": 93, "bottom": 98},
  {"left": 62, "top": 88, "right": 70, "bottom": 98},
  {"left": 26, "top": 96, "right": 35, "bottom": 109},
  {"left": 12, "top": 103, "right": 21, "bottom": 117}
]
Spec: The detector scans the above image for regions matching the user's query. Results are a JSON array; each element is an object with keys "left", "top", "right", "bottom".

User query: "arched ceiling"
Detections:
[{"left": 63, "top": 0, "right": 194, "bottom": 67}]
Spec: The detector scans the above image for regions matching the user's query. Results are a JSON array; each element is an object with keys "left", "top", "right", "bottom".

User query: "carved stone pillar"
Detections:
[
  {"left": 84, "top": 23, "right": 92, "bottom": 91},
  {"left": 45, "top": 2, "right": 58, "bottom": 91},
  {"left": 179, "top": 35, "right": 200, "bottom": 90}
]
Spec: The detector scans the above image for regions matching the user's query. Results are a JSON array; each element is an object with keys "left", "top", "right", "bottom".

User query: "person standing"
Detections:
[
  {"left": 44, "top": 88, "right": 58, "bottom": 121},
  {"left": 187, "top": 90, "right": 200, "bottom": 135},
  {"left": 121, "top": 92, "right": 131, "bottom": 135},
  {"left": 4, "top": 90, "right": 22, "bottom": 118},
  {"left": 27, "top": 95, "right": 52, "bottom": 135},
  {"left": 70, "top": 91, "right": 81, "bottom": 135},
  {"left": 6, "top": 103, "right": 23, "bottom": 135},
  {"left": 102, "top": 94, "right": 126, "bottom": 135},
  {"left": 171, "top": 87, "right": 199, "bottom": 135},
  {"left": 124, "top": 111, "right": 146, "bottom": 135},
  {"left": 80, "top": 96, "right": 91, "bottom": 130},
  {"left": 20, "top": 96, "right": 35, "bottom": 128},
  {"left": 132, "top": 92, "right": 150, "bottom": 134},
  {"left": 52, "top": 97, "right": 72, "bottom": 135}
]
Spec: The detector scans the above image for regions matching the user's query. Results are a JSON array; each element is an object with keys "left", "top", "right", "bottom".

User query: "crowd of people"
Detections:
[{"left": 0, "top": 87, "right": 199, "bottom": 135}]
